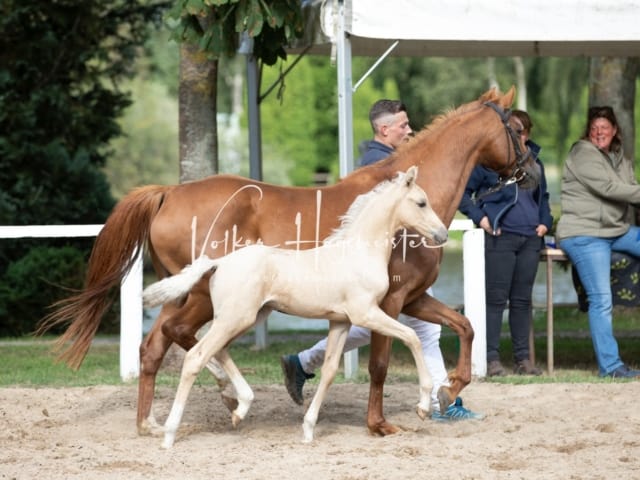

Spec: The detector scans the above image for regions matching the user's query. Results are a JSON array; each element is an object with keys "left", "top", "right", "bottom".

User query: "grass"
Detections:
[{"left": 1, "top": 306, "right": 639, "bottom": 387}]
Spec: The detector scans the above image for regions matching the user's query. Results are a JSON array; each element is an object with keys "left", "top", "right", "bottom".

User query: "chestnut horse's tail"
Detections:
[{"left": 36, "top": 184, "right": 172, "bottom": 370}]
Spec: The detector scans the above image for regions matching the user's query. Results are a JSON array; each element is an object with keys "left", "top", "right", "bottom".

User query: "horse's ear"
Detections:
[
  {"left": 405, "top": 166, "right": 418, "bottom": 186},
  {"left": 499, "top": 86, "right": 516, "bottom": 109},
  {"left": 478, "top": 87, "right": 499, "bottom": 103}
]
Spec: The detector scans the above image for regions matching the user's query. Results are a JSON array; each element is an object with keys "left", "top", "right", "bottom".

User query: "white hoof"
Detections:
[
  {"left": 415, "top": 403, "right": 430, "bottom": 421},
  {"left": 232, "top": 412, "right": 243, "bottom": 428},
  {"left": 162, "top": 432, "right": 176, "bottom": 449},
  {"left": 302, "top": 423, "right": 314, "bottom": 443}
]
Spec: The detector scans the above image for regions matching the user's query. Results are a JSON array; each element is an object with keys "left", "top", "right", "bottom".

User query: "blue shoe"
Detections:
[
  {"left": 431, "top": 397, "right": 484, "bottom": 422},
  {"left": 280, "top": 354, "right": 315, "bottom": 405},
  {"left": 604, "top": 364, "right": 640, "bottom": 379}
]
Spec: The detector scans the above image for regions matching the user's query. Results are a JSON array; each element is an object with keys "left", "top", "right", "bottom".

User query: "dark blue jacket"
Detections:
[
  {"left": 458, "top": 141, "right": 553, "bottom": 233},
  {"left": 359, "top": 140, "right": 394, "bottom": 167}
]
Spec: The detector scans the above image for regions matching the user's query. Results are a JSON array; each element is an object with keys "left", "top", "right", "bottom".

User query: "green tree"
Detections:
[
  {"left": 0, "top": 0, "right": 169, "bottom": 331},
  {"left": 167, "top": 0, "right": 305, "bottom": 181}
]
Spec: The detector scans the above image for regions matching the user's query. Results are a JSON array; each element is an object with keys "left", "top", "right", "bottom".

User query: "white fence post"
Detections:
[
  {"left": 463, "top": 228, "right": 486, "bottom": 377},
  {"left": 120, "top": 254, "right": 143, "bottom": 381}
]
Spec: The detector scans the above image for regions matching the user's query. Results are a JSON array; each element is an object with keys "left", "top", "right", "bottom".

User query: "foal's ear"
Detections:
[{"left": 405, "top": 166, "right": 418, "bottom": 186}]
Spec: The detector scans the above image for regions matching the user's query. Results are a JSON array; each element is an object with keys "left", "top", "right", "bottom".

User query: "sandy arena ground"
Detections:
[{"left": 1, "top": 381, "right": 639, "bottom": 479}]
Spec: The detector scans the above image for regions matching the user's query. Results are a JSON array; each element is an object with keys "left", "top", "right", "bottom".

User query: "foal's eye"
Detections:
[{"left": 417, "top": 200, "right": 427, "bottom": 208}]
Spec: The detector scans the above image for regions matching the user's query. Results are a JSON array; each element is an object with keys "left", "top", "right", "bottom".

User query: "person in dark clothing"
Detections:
[
  {"left": 359, "top": 99, "right": 412, "bottom": 166},
  {"left": 458, "top": 110, "right": 553, "bottom": 376}
]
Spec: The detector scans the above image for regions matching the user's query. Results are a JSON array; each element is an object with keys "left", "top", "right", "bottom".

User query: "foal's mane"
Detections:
[{"left": 325, "top": 173, "right": 402, "bottom": 243}]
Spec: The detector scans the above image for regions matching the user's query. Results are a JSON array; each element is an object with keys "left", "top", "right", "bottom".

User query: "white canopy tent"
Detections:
[
  {"left": 250, "top": 0, "right": 640, "bottom": 376},
  {"left": 295, "top": 0, "right": 640, "bottom": 175}
]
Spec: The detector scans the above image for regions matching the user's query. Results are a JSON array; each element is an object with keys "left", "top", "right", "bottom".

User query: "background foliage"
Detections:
[{"left": 0, "top": 0, "right": 169, "bottom": 333}]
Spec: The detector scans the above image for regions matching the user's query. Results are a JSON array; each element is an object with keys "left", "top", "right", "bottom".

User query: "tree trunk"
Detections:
[
  {"left": 179, "top": 43, "right": 218, "bottom": 183},
  {"left": 589, "top": 57, "right": 640, "bottom": 162}
]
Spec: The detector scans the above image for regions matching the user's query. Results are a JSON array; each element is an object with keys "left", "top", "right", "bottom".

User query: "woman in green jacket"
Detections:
[{"left": 556, "top": 106, "right": 640, "bottom": 378}]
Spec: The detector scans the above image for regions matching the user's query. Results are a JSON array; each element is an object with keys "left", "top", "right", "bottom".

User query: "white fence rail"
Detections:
[
  {"left": 1, "top": 221, "right": 486, "bottom": 382},
  {"left": 0, "top": 225, "right": 142, "bottom": 381}
]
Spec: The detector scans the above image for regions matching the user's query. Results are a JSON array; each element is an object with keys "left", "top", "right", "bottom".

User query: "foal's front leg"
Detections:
[
  {"left": 355, "top": 307, "right": 433, "bottom": 420},
  {"left": 302, "top": 322, "right": 350, "bottom": 443}
]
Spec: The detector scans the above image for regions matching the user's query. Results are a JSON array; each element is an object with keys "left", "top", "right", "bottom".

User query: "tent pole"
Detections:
[
  {"left": 336, "top": 1, "right": 354, "bottom": 179},
  {"left": 336, "top": 0, "right": 358, "bottom": 378}
]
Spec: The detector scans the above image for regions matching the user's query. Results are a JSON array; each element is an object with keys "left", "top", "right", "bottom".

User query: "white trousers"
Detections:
[{"left": 298, "top": 294, "right": 449, "bottom": 412}]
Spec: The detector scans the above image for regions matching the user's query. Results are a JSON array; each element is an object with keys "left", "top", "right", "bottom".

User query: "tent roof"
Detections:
[{"left": 296, "top": 0, "right": 640, "bottom": 57}]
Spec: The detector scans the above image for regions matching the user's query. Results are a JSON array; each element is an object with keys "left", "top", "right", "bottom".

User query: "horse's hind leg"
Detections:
[
  {"left": 303, "top": 322, "right": 349, "bottom": 443},
  {"left": 137, "top": 306, "right": 175, "bottom": 435},
  {"left": 402, "top": 294, "right": 473, "bottom": 413}
]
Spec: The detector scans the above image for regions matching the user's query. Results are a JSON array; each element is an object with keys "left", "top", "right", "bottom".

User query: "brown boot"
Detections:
[
  {"left": 514, "top": 359, "right": 542, "bottom": 376},
  {"left": 487, "top": 360, "right": 506, "bottom": 377}
]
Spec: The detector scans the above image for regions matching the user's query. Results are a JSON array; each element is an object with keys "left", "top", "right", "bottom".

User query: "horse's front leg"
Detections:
[
  {"left": 366, "top": 290, "right": 407, "bottom": 436},
  {"left": 302, "top": 322, "right": 350, "bottom": 443},
  {"left": 366, "top": 331, "right": 398, "bottom": 436},
  {"left": 402, "top": 293, "right": 474, "bottom": 413}
]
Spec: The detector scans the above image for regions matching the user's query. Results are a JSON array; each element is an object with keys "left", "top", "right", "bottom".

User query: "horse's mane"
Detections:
[
  {"left": 325, "top": 172, "right": 403, "bottom": 243},
  {"left": 394, "top": 87, "right": 502, "bottom": 157}
]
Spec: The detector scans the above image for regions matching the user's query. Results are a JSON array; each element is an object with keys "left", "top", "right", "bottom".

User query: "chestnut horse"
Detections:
[
  {"left": 39, "top": 87, "right": 537, "bottom": 436},
  {"left": 143, "top": 167, "right": 448, "bottom": 446}
]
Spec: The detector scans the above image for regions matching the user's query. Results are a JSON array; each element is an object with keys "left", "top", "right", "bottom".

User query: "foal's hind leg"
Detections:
[
  {"left": 303, "top": 322, "right": 350, "bottom": 443},
  {"left": 162, "top": 312, "right": 253, "bottom": 448},
  {"left": 161, "top": 292, "right": 239, "bottom": 402},
  {"left": 138, "top": 295, "right": 238, "bottom": 436},
  {"left": 214, "top": 349, "right": 255, "bottom": 427},
  {"left": 217, "top": 306, "right": 272, "bottom": 426}
]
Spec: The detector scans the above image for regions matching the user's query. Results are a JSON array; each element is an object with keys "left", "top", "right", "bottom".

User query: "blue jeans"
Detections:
[{"left": 559, "top": 226, "right": 640, "bottom": 375}]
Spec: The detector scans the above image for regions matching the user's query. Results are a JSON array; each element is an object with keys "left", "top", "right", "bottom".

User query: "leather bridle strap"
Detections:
[{"left": 476, "top": 101, "right": 533, "bottom": 200}]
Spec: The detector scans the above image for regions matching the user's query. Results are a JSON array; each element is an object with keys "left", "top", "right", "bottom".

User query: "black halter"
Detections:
[{"left": 477, "top": 101, "right": 532, "bottom": 199}]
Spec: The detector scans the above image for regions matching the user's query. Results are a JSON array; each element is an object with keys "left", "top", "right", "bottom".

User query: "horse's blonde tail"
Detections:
[{"left": 143, "top": 255, "right": 218, "bottom": 307}]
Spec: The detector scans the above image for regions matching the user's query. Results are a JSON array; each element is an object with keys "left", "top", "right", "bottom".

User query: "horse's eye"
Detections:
[{"left": 417, "top": 200, "right": 427, "bottom": 208}]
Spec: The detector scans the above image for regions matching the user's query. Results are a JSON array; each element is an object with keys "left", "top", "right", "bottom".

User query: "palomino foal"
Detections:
[{"left": 143, "top": 166, "right": 447, "bottom": 447}]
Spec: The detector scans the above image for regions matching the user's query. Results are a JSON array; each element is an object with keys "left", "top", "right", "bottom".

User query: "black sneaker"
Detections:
[{"left": 280, "top": 354, "right": 315, "bottom": 405}]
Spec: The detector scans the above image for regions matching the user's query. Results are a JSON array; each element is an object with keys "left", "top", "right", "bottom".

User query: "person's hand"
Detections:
[
  {"left": 479, "top": 216, "right": 500, "bottom": 236},
  {"left": 536, "top": 224, "right": 548, "bottom": 237}
]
